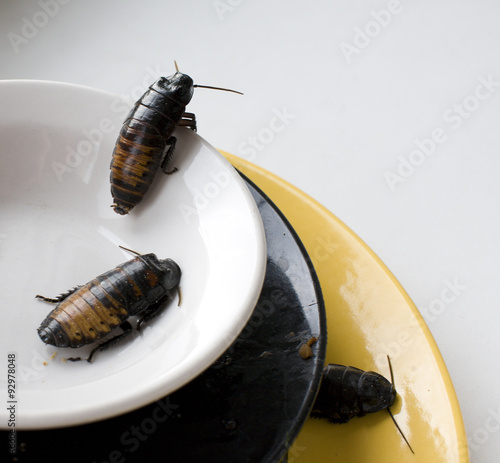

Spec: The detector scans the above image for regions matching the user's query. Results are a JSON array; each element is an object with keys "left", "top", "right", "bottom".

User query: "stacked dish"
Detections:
[{"left": 0, "top": 81, "right": 468, "bottom": 463}]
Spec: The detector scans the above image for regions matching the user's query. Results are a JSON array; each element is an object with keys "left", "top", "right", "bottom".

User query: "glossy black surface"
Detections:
[{"left": 5, "top": 175, "right": 327, "bottom": 463}]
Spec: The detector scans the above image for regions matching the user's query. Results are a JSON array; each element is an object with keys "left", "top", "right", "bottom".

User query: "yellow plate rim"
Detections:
[{"left": 222, "top": 151, "right": 469, "bottom": 463}]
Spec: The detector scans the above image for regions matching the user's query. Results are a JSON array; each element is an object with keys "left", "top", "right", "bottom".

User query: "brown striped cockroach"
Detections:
[
  {"left": 110, "top": 62, "right": 242, "bottom": 215},
  {"left": 311, "top": 356, "right": 414, "bottom": 453},
  {"left": 36, "top": 247, "right": 181, "bottom": 362}
]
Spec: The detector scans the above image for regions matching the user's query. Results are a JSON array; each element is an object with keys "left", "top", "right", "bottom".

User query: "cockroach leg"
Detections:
[{"left": 35, "top": 286, "right": 82, "bottom": 304}]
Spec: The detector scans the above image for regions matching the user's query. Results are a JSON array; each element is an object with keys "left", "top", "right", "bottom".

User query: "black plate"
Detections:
[{"left": 4, "top": 174, "right": 327, "bottom": 463}]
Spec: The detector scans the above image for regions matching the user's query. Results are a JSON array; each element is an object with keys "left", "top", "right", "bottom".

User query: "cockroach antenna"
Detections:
[
  {"left": 193, "top": 83, "right": 243, "bottom": 95},
  {"left": 118, "top": 245, "right": 142, "bottom": 256},
  {"left": 174, "top": 60, "right": 243, "bottom": 95},
  {"left": 386, "top": 355, "right": 415, "bottom": 454}
]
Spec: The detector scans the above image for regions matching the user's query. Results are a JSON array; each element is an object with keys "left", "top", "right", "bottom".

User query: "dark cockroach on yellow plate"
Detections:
[
  {"left": 36, "top": 246, "right": 181, "bottom": 363},
  {"left": 312, "top": 356, "right": 414, "bottom": 454},
  {"left": 110, "top": 61, "right": 242, "bottom": 215}
]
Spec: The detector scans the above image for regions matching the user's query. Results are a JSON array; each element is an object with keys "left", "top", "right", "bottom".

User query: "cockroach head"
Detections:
[
  {"left": 143, "top": 254, "right": 181, "bottom": 290},
  {"left": 157, "top": 73, "right": 194, "bottom": 105},
  {"left": 158, "top": 258, "right": 181, "bottom": 290},
  {"left": 358, "top": 371, "right": 397, "bottom": 414}
]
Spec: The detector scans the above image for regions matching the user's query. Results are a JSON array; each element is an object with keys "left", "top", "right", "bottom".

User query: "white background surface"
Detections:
[{"left": 0, "top": 1, "right": 498, "bottom": 461}]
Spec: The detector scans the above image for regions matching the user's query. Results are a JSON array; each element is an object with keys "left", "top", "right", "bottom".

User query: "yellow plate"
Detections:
[{"left": 222, "top": 152, "right": 469, "bottom": 463}]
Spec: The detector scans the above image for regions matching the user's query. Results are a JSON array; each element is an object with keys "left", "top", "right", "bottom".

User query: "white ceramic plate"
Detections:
[{"left": 0, "top": 80, "right": 267, "bottom": 430}]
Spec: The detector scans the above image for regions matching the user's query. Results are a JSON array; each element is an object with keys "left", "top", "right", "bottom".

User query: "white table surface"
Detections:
[{"left": 1, "top": 1, "right": 498, "bottom": 461}]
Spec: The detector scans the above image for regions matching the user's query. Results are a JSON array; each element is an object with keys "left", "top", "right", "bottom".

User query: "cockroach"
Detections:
[
  {"left": 36, "top": 247, "right": 181, "bottom": 363},
  {"left": 311, "top": 356, "right": 414, "bottom": 453},
  {"left": 110, "top": 62, "right": 242, "bottom": 215}
]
